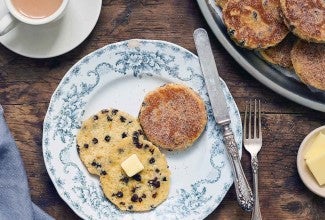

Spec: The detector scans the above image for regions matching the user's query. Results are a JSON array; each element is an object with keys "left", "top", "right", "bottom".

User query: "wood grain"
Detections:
[{"left": 0, "top": 0, "right": 324, "bottom": 219}]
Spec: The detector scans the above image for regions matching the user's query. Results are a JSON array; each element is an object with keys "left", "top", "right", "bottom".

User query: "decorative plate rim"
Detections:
[{"left": 42, "top": 39, "right": 242, "bottom": 220}]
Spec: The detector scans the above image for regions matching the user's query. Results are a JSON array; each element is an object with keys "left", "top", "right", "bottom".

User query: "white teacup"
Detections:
[{"left": 0, "top": 0, "right": 69, "bottom": 36}]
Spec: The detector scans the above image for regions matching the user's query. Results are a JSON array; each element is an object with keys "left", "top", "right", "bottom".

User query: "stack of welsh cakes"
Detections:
[{"left": 217, "top": 0, "right": 325, "bottom": 91}]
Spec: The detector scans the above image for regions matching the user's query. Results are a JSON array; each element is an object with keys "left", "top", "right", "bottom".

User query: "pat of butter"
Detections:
[
  {"left": 304, "top": 132, "right": 325, "bottom": 160},
  {"left": 121, "top": 154, "right": 144, "bottom": 177},
  {"left": 306, "top": 153, "right": 325, "bottom": 186},
  {"left": 304, "top": 132, "right": 325, "bottom": 186}
]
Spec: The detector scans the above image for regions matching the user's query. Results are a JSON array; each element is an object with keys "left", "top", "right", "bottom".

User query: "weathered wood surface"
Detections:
[{"left": 0, "top": 0, "right": 324, "bottom": 219}]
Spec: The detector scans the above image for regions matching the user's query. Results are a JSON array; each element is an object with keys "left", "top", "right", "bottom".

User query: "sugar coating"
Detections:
[
  {"left": 139, "top": 83, "right": 207, "bottom": 151},
  {"left": 291, "top": 40, "right": 325, "bottom": 91},
  {"left": 223, "top": 0, "right": 289, "bottom": 49},
  {"left": 260, "top": 34, "right": 296, "bottom": 68},
  {"left": 280, "top": 0, "right": 325, "bottom": 43}
]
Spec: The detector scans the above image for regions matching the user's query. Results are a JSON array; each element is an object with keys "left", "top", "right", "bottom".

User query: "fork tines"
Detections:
[{"left": 244, "top": 99, "right": 262, "bottom": 141}]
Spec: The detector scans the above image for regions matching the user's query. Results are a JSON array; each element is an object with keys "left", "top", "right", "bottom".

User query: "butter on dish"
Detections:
[{"left": 305, "top": 132, "right": 325, "bottom": 186}]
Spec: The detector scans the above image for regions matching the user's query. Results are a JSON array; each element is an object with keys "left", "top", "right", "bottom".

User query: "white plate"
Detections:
[
  {"left": 297, "top": 126, "right": 325, "bottom": 198},
  {"left": 0, "top": 0, "right": 102, "bottom": 58},
  {"left": 42, "top": 39, "right": 242, "bottom": 220}
]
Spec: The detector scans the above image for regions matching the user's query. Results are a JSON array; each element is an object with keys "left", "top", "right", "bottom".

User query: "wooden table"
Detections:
[{"left": 1, "top": 1, "right": 324, "bottom": 219}]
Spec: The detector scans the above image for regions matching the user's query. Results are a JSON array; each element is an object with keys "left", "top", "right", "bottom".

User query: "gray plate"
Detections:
[{"left": 196, "top": 0, "right": 325, "bottom": 112}]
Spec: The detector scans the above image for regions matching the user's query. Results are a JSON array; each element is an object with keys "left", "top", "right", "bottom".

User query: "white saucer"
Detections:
[
  {"left": 0, "top": 0, "right": 102, "bottom": 58},
  {"left": 297, "top": 126, "right": 325, "bottom": 198}
]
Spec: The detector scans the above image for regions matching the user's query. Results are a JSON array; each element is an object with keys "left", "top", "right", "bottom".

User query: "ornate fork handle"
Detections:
[
  {"left": 251, "top": 155, "right": 262, "bottom": 220},
  {"left": 223, "top": 123, "right": 254, "bottom": 211}
]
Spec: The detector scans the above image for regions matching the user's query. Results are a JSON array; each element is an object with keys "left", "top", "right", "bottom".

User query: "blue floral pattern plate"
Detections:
[{"left": 42, "top": 39, "right": 242, "bottom": 220}]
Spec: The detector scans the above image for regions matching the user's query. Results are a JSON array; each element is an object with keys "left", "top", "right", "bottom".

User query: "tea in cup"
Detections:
[{"left": 0, "top": 0, "right": 69, "bottom": 35}]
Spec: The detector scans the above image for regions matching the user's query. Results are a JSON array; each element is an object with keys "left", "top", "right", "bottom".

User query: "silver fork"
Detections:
[{"left": 244, "top": 100, "right": 262, "bottom": 220}]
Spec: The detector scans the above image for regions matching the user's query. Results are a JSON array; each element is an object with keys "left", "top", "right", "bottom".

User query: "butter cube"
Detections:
[
  {"left": 121, "top": 154, "right": 144, "bottom": 177},
  {"left": 306, "top": 153, "right": 325, "bottom": 186},
  {"left": 304, "top": 132, "right": 325, "bottom": 160}
]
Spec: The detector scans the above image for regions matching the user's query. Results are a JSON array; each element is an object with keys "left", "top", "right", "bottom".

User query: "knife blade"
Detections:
[{"left": 194, "top": 28, "right": 253, "bottom": 212}]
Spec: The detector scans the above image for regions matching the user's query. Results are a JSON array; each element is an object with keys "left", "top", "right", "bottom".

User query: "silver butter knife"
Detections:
[{"left": 194, "top": 28, "right": 254, "bottom": 212}]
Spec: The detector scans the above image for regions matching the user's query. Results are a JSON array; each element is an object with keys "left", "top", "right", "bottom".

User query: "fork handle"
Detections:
[
  {"left": 251, "top": 155, "right": 262, "bottom": 220},
  {"left": 222, "top": 123, "right": 254, "bottom": 211}
]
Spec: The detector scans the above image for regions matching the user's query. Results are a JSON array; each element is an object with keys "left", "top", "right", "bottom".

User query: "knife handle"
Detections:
[{"left": 222, "top": 123, "right": 254, "bottom": 212}]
